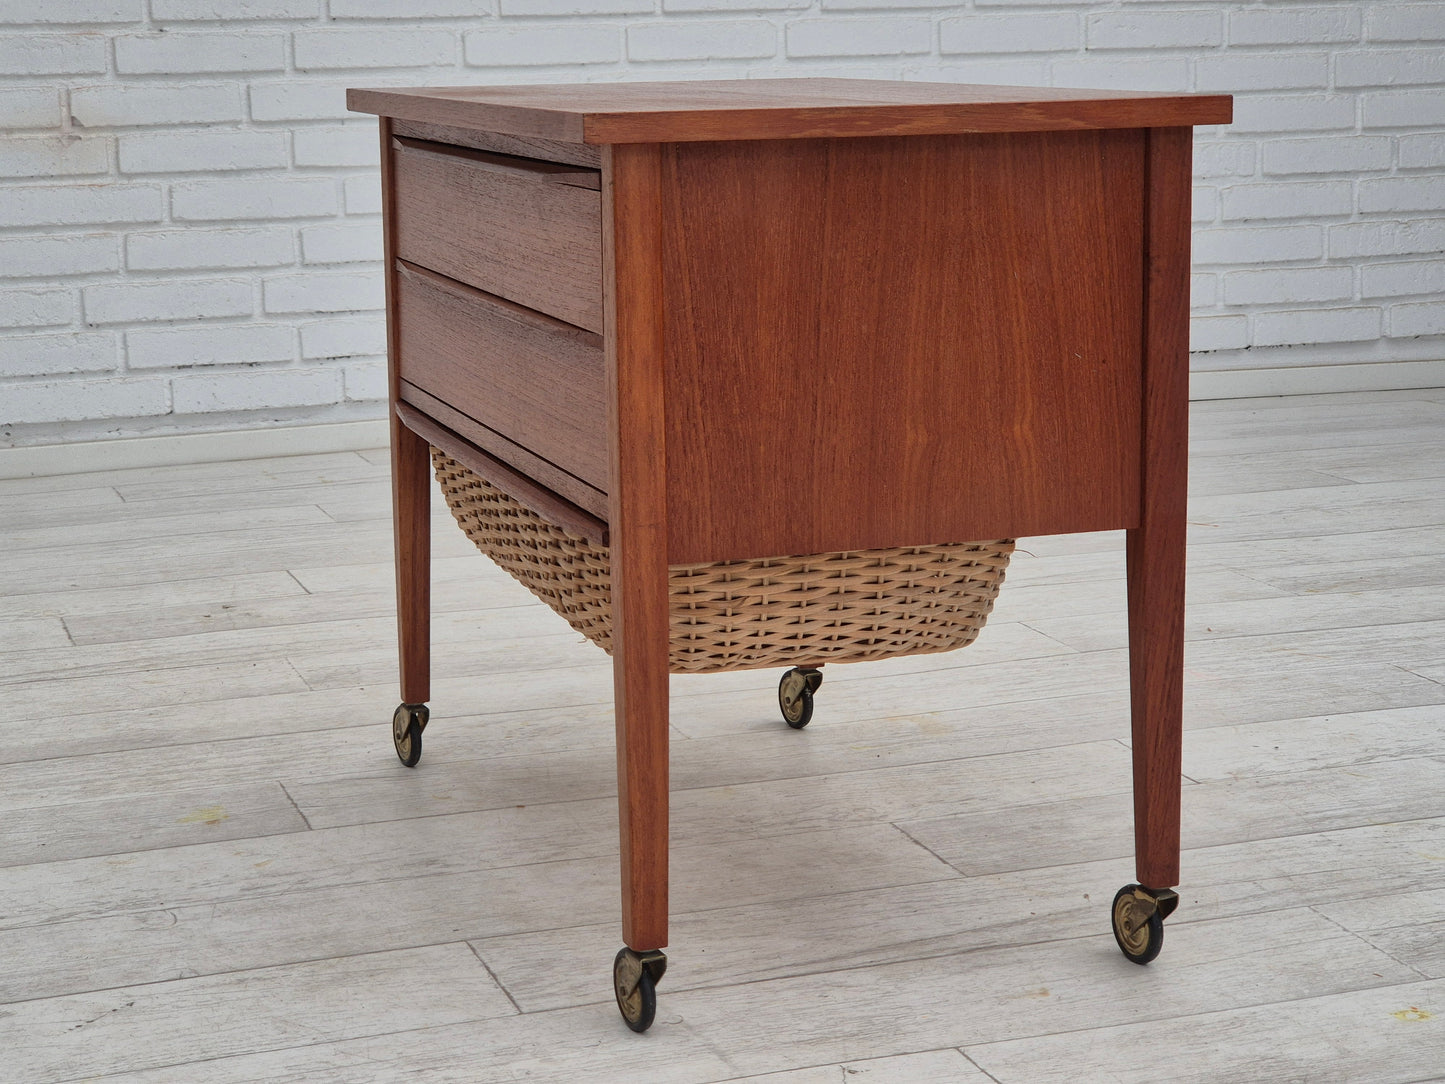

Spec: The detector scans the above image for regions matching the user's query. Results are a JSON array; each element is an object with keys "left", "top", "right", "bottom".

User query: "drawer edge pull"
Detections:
[
  {"left": 399, "top": 379, "right": 609, "bottom": 512},
  {"left": 394, "top": 135, "right": 601, "bottom": 190},
  {"left": 396, "top": 401, "right": 608, "bottom": 545},
  {"left": 397, "top": 259, "right": 604, "bottom": 346}
]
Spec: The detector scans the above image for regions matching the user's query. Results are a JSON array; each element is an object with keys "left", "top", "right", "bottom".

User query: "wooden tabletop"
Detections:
[{"left": 347, "top": 78, "right": 1232, "bottom": 144}]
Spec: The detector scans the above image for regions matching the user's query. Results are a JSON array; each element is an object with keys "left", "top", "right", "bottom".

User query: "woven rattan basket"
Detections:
[{"left": 433, "top": 449, "right": 1014, "bottom": 674}]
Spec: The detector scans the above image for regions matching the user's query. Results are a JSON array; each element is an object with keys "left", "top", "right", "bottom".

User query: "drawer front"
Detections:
[
  {"left": 392, "top": 136, "right": 603, "bottom": 333},
  {"left": 395, "top": 261, "right": 608, "bottom": 490}
]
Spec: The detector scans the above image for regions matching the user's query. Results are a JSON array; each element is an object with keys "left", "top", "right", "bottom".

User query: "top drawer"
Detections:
[{"left": 390, "top": 136, "right": 604, "bottom": 333}]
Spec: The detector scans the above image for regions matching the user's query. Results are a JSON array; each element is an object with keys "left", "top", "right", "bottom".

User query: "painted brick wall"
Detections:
[{"left": 1, "top": 1, "right": 1442, "bottom": 447}]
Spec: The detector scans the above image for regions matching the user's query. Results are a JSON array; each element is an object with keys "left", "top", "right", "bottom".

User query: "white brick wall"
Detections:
[{"left": 2, "top": 2, "right": 1443, "bottom": 448}]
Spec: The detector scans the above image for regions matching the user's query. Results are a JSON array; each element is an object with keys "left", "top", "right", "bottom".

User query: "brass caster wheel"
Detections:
[
  {"left": 613, "top": 947, "right": 666, "bottom": 1033},
  {"left": 1111, "top": 884, "right": 1177, "bottom": 965},
  {"left": 392, "top": 702, "right": 428, "bottom": 768},
  {"left": 778, "top": 667, "right": 823, "bottom": 729}
]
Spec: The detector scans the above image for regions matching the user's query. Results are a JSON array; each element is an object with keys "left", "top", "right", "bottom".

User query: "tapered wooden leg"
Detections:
[
  {"left": 391, "top": 411, "right": 431, "bottom": 706},
  {"left": 605, "top": 142, "right": 670, "bottom": 953},
  {"left": 1127, "top": 126, "right": 1193, "bottom": 891},
  {"left": 380, "top": 113, "right": 430, "bottom": 713},
  {"left": 1126, "top": 522, "right": 1184, "bottom": 888},
  {"left": 611, "top": 558, "right": 670, "bottom": 951}
]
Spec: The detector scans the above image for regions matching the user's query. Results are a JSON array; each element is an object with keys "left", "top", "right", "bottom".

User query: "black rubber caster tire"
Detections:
[
  {"left": 778, "top": 667, "right": 822, "bottom": 729},
  {"left": 613, "top": 948, "right": 663, "bottom": 1033},
  {"left": 392, "top": 703, "right": 427, "bottom": 768},
  {"left": 1112, "top": 884, "right": 1165, "bottom": 965}
]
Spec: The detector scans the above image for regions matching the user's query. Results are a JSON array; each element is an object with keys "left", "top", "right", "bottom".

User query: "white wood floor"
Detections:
[{"left": 3, "top": 388, "right": 1443, "bottom": 1083}]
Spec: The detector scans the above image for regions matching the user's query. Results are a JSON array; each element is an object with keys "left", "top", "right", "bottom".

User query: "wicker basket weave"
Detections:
[{"left": 433, "top": 449, "right": 1014, "bottom": 674}]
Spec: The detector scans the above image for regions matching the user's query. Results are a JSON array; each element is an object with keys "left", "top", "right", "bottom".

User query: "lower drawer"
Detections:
[{"left": 394, "top": 260, "right": 608, "bottom": 491}]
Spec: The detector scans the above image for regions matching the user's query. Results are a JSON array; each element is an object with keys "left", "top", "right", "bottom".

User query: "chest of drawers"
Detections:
[{"left": 350, "top": 79, "right": 1231, "bottom": 1032}]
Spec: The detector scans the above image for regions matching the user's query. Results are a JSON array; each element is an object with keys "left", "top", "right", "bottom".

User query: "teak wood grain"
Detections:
[
  {"left": 349, "top": 79, "right": 1232, "bottom": 144},
  {"left": 379, "top": 118, "right": 429, "bottom": 706},
  {"left": 397, "top": 382, "right": 608, "bottom": 525},
  {"left": 660, "top": 129, "right": 1145, "bottom": 565},
  {"left": 356, "top": 78, "right": 1232, "bottom": 997},
  {"left": 392, "top": 118, "right": 602, "bottom": 169},
  {"left": 395, "top": 136, "right": 599, "bottom": 189},
  {"left": 391, "top": 136, "right": 603, "bottom": 332},
  {"left": 604, "top": 142, "right": 671, "bottom": 952},
  {"left": 393, "top": 260, "right": 608, "bottom": 492},
  {"left": 1128, "top": 126, "right": 1194, "bottom": 890},
  {"left": 394, "top": 400, "right": 608, "bottom": 546}
]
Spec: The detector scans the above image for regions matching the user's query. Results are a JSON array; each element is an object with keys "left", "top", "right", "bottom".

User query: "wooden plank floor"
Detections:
[{"left": 2, "top": 388, "right": 1443, "bottom": 1083}]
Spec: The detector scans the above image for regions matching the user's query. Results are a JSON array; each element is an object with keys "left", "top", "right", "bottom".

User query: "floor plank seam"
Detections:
[
  {"left": 8, "top": 791, "right": 1429, "bottom": 893},
  {"left": 1184, "top": 523, "right": 1445, "bottom": 550},
  {"left": 1345, "top": 928, "right": 1435, "bottom": 983},
  {"left": 1187, "top": 440, "right": 1445, "bottom": 462},
  {"left": 49, "top": 1024, "right": 458, "bottom": 1084},
  {"left": 5, "top": 514, "right": 398, "bottom": 555},
  {"left": 0, "top": 710, "right": 397, "bottom": 767},
  {"left": 0, "top": 939, "right": 496, "bottom": 1013},
  {"left": 959, "top": 1047, "right": 1006, "bottom": 1083},
  {"left": 955, "top": 972, "right": 1439, "bottom": 1057},
  {"left": 890, "top": 821, "right": 973, "bottom": 878},
  {"left": 0, "top": 642, "right": 1103, "bottom": 711},
  {"left": 264, "top": 773, "right": 1148, "bottom": 834},
  {"left": 63, "top": 605, "right": 557, "bottom": 648},
  {"left": 1305, "top": 904, "right": 1434, "bottom": 977},
  {"left": 1183, "top": 613, "right": 1445, "bottom": 643},
  {"left": 1013, "top": 622, "right": 1082, "bottom": 654},
  {"left": 525, "top": 922, "right": 1421, "bottom": 1019},
  {"left": 7, "top": 846, "right": 970, "bottom": 938},
  {"left": 283, "top": 655, "right": 317, "bottom": 692},
  {"left": 1400, "top": 665, "right": 1445, "bottom": 687},
  {"left": 473, "top": 873, "right": 969, "bottom": 944},
  {"left": 466, "top": 941, "right": 525, "bottom": 1015},
  {"left": 14, "top": 736, "right": 1440, "bottom": 859},
  {"left": 278, "top": 781, "right": 313, "bottom": 831},
  {"left": 0, "top": 652, "right": 322, "bottom": 690}
]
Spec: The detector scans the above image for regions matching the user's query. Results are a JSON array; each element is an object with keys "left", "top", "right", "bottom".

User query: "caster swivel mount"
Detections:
[
  {"left": 778, "top": 667, "right": 824, "bottom": 729},
  {"left": 392, "top": 702, "right": 429, "bottom": 768},
  {"left": 613, "top": 947, "right": 667, "bottom": 1033},
  {"left": 1111, "top": 884, "right": 1179, "bottom": 965}
]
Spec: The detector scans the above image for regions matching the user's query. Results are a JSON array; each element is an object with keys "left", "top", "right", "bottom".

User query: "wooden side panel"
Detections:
[
  {"left": 605, "top": 143, "right": 671, "bottom": 953},
  {"left": 1127, "top": 127, "right": 1193, "bottom": 890},
  {"left": 661, "top": 130, "right": 1146, "bottom": 564},
  {"left": 392, "top": 137, "right": 604, "bottom": 332},
  {"left": 394, "top": 261, "right": 608, "bottom": 491}
]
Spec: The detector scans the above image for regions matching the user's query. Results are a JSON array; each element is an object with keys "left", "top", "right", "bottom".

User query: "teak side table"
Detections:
[{"left": 348, "top": 79, "right": 1233, "bottom": 1032}]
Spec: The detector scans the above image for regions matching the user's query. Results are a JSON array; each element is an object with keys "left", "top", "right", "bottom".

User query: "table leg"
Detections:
[
  {"left": 388, "top": 411, "right": 431, "bottom": 768},
  {"left": 604, "top": 141, "right": 671, "bottom": 1030},
  {"left": 391, "top": 411, "right": 431, "bottom": 708},
  {"left": 607, "top": 536, "right": 669, "bottom": 1032},
  {"left": 612, "top": 587, "right": 670, "bottom": 952},
  {"left": 605, "top": 140, "right": 670, "bottom": 954},
  {"left": 380, "top": 114, "right": 431, "bottom": 768},
  {"left": 1126, "top": 522, "right": 1184, "bottom": 890},
  {"left": 1127, "top": 125, "right": 1193, "bottom": 892}
]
